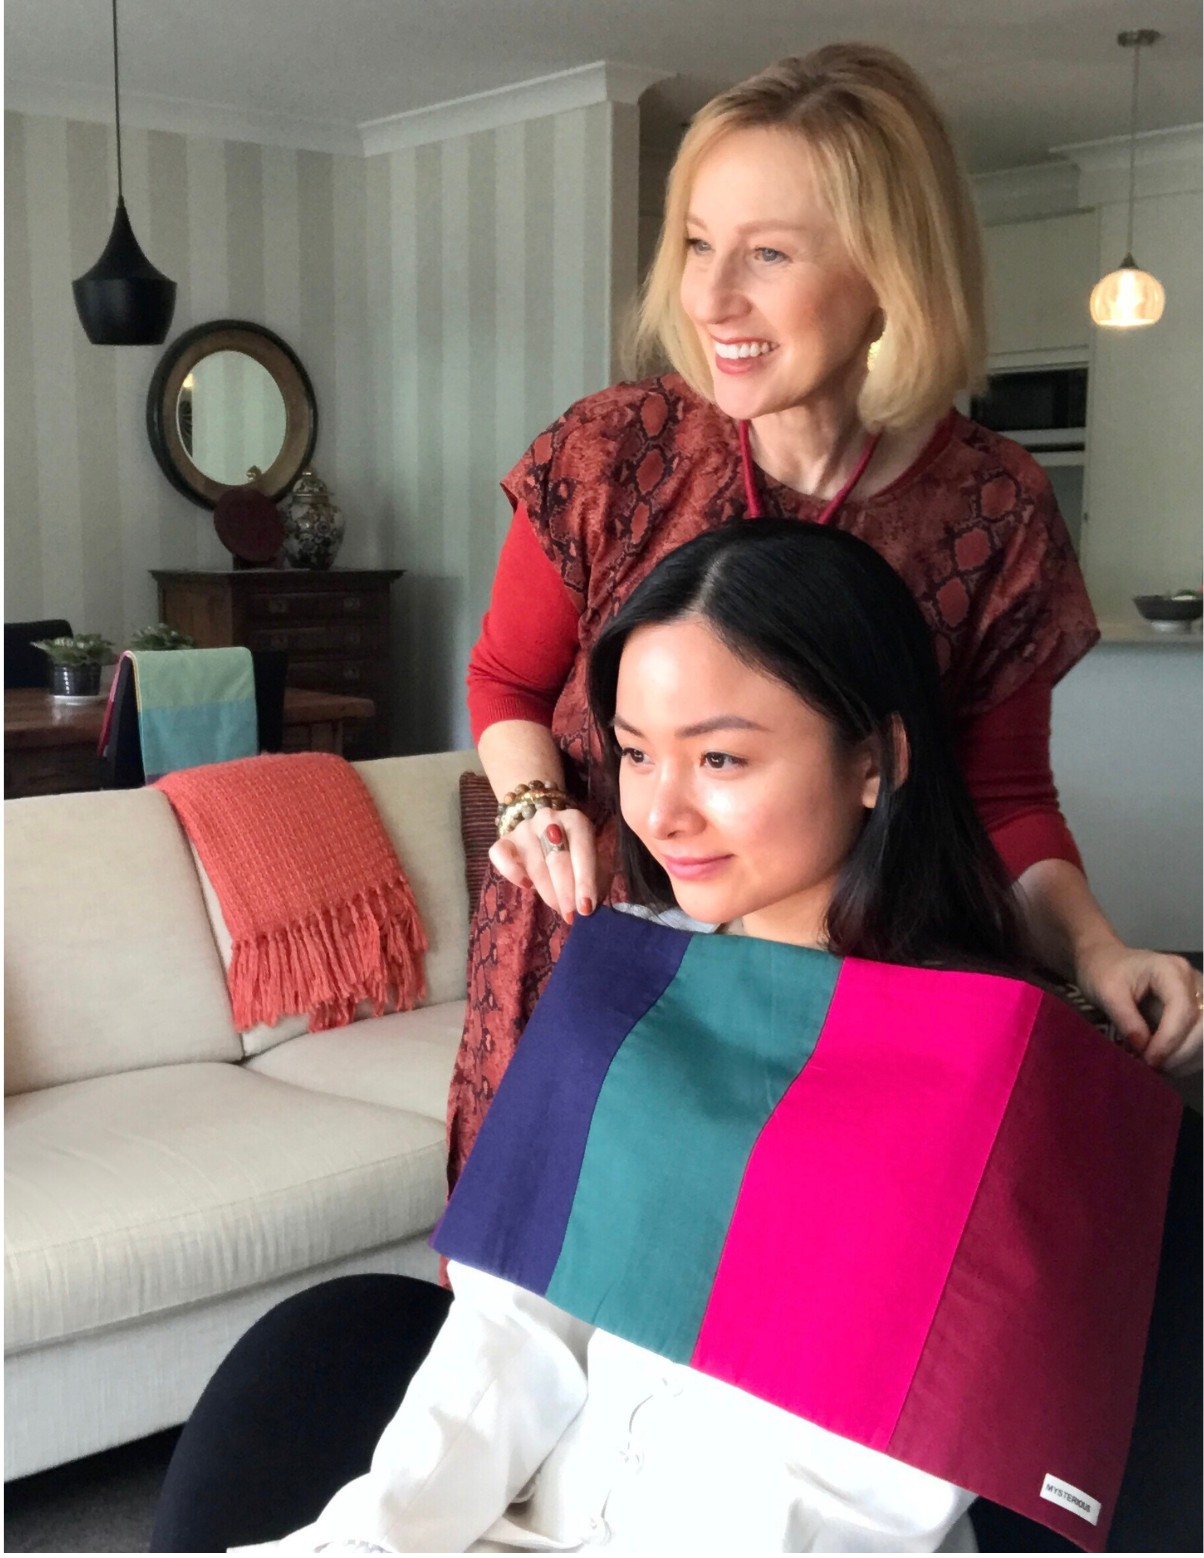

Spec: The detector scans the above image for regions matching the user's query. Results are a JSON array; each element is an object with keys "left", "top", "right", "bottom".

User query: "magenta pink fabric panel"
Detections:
[{"left": 691, "top": 960, "right": 1037, "bottom": 1444}]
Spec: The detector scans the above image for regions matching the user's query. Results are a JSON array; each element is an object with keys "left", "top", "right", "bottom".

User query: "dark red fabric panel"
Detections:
[{"left": 888, "top": 993, "right": 1181, "bottom": 1551}]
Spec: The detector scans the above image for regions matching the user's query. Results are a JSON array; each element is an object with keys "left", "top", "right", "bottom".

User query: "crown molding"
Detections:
[
  {"left": 971, "top": 124, "right": 1202, "bottom": 224},
  {"left": 1053, "top": 123, "right": 1203, "bottom": 205},
  {"left": 6, "top": 59, "right": 673, "bottom": 158},
  {"left": 972, "top": 160, "right": 1080, "bottom": 226},
  {"left": 358, "top": 61, "right": 672, "bottom": 157},
  {"left": 4, "top": 76, "right": 364, "bottom": 155}
]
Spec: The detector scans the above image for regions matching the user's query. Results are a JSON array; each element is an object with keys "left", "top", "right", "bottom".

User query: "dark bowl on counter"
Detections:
[{"left": 1133, "top": 594, "right": 1203, "bottom": 631}]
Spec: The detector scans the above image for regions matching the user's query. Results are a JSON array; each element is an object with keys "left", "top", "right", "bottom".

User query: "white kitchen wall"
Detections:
[{"left": 1052, "top": 642, "right": 1202, "bottom": 952}]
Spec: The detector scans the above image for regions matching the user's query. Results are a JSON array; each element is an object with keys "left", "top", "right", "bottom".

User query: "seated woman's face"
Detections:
[{"left": 614, "top": 617, "right": 879, "bottom": 946}]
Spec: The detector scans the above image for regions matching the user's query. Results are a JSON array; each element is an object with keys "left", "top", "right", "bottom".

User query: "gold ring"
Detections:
[{"left": 539, "top": 831, "right": 569, "bottom": 860}]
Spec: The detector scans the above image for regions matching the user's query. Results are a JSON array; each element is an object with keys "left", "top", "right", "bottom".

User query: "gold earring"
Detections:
[{"left": 866, "top": 336, "right": 883, "bottom": 372}]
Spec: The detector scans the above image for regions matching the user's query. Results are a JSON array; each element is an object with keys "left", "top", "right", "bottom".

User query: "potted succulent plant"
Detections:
[
  {"left": 127, "top": 622, "right": 198, "bottom": 652},
  {"left": 32, "top": 633, "right": 115, "bottom": 698}
]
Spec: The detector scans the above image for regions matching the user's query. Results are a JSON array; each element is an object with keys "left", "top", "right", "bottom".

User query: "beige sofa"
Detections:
[{"left": 4, "top": 750, "right": 481, "bottom": 1482}]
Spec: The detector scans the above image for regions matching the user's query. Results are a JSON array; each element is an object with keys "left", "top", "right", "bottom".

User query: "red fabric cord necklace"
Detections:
[{"left": 738, "top": 419, "right": 881, "bottom": 523}]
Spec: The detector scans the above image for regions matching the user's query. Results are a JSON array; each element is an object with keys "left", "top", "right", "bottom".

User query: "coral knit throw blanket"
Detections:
[{"left": 156, "top": 752, "right": 427, "bottom": 1032}]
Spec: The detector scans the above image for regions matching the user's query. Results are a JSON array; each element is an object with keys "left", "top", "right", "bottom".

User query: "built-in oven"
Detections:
[{"left": 969, "top": 365, "right": 1087, "bottom": 452}]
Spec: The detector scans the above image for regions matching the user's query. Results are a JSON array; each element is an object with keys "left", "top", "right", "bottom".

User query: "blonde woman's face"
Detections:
[{"left": 679, "top": 127, "right": 880, "bottom": 422}]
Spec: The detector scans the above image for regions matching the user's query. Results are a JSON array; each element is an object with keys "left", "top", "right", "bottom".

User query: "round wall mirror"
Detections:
[{"left": 147, "top": 320, "right": 317, "bottom": 508}]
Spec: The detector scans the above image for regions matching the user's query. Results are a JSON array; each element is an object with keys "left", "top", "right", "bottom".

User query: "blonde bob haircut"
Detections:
[{"left": 635, "top": 43, "right": 987, "bottom": 431}]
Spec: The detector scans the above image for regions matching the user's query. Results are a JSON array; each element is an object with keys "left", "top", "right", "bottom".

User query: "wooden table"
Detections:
[{"left": 4, "top": 687, "right": 376, "bottom": 800}]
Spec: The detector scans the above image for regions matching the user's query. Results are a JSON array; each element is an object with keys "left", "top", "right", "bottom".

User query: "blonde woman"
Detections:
[{"left": 454, "top": 43, "right": 1201, "bottom": 1189}]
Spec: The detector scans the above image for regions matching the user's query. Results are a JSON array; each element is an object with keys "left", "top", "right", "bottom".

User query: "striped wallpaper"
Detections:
[
  {"left": 4, "top": 98, "right": 639, "bottom": 752},
  {"left": 367, "top": 101, "right": 638, "bottom": 753}
]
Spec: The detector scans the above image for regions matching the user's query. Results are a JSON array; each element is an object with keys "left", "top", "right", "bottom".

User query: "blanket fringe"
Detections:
[{"left": 227, "top": 876, "right": 429, "bottom": 1033}]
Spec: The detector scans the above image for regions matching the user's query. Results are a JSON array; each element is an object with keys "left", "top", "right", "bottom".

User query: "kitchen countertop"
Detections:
[{"left": 1095, "top": 618, "right": 1203, "bottom": 647}]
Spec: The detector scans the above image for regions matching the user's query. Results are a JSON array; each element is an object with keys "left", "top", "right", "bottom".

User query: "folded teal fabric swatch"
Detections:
[{"left": 126, "top": 647, "right": 258, "bottom": 781}]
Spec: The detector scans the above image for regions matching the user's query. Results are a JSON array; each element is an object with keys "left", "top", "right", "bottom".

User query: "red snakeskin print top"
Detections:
[{"left": 499, "top": 374, "right": 1098, "bottom": 778}]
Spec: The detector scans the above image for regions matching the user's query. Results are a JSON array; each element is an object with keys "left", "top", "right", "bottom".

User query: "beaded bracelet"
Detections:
[{"left": 495, "top": 779, "right": 571, "bottom": 839}]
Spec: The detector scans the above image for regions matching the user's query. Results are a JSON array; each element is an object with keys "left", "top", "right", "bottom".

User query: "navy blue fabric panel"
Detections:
[{"left": 433, "top": 908, "right": 689, "bottom": 1292}]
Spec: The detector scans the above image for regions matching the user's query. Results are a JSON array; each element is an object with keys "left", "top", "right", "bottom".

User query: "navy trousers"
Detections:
[{"left": 151, "top": 1274, "right": 451, "bottom": 1553}]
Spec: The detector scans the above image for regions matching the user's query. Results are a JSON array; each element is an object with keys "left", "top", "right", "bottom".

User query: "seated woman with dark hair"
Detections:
[{"left": 154, "top": 522, "right": 1179, "bottom": 1556}]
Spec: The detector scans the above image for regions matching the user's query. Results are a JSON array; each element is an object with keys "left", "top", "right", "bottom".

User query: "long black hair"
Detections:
[{"left": 587, "top": 519, "right": 1026, "bottom": 971}]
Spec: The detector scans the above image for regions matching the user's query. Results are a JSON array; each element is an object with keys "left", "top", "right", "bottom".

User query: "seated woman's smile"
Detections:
[{"left": 613, "top": 617, "right": 879, "bottom": 947}]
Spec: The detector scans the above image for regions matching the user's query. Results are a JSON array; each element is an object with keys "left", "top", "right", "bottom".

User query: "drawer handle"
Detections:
[
  {"left": 342, "top": 596, "right": 364, "bottom": 613},
  {"left": 344, "top": 629, "right": 363, "bottom": 648},
  {"left": 342, "top": 666, "right": 362, "bottom": 684},
  {"left": 268, "top": 599, "right": 290, "bottom": 616},
  {"left": 270, "top": 632, "right": 289, "bottom": 650}
]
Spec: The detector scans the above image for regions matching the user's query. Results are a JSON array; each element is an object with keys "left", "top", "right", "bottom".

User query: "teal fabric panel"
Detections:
[
  {"left": 140, "top": 701, "right": 259, "bottom": 781},
  {"left": 133, "top": 648, "right": 254, "bottom": 709},
  {"left": 132, "top": 648, "right": 257, "bottom": 780},
  {"left": 546, "top": 933, "right": 840, "bottom": 1361}
]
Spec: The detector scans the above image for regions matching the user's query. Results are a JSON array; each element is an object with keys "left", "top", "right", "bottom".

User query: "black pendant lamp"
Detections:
[{"left": 72, "top": 0, "right": 176, "bottom": 345}]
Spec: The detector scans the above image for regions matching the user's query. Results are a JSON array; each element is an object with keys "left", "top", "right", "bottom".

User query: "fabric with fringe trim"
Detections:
[{"left": 156, "top": 752, "right": 427, "bottom": 1032}]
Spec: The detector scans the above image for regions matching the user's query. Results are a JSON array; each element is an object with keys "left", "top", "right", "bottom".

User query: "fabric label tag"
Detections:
[{"left": 1040, "top": 1474, "right": 1101, "bottom": 1525}]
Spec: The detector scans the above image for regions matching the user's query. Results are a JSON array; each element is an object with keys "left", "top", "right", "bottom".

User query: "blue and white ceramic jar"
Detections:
[{"left": 279, "top": 468, "right": 344, "bottom": 570}]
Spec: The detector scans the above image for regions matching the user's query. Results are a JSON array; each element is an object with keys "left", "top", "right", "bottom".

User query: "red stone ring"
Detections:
[{"left": 539, "top": 823, "right": 569, "bottom": 858}]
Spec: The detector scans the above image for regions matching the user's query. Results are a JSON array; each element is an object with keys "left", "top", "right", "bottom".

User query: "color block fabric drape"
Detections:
[{"left": 436, "top": 907, "right": 1180, "bottom": 1552}]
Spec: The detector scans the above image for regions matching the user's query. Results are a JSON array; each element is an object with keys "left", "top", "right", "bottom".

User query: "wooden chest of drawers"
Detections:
[{"left": 152, "top": 568, "right": 403, "bottom": 757}]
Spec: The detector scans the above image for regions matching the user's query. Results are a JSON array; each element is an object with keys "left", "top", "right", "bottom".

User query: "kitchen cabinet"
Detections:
[
  {"left": 982, "top": 191, "right": 1202, "bottom": 617},
  {"left": 983, "top": 212, "right": 1097, "bottom": 358}
]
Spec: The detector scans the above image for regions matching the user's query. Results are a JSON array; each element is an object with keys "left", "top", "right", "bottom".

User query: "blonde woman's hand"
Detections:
[
  {"left": 488, "top": 808, "right": 601, "bottom": 923},
  {"left": 1075, "top": 942, "right": 1204, "bottom": 1076}
]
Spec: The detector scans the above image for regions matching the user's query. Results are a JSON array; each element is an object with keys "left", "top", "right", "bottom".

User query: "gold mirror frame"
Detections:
[{"left": 146, "top": 319, "right": 317, "bottom": 508}]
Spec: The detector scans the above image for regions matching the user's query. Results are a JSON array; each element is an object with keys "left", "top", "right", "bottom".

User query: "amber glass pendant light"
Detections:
[
  {"left": 72, "top": 0, "right": 177, "bottom": 345},
  {"left": 1089, "top": 29, "right": 1165, "bottom": 329}
]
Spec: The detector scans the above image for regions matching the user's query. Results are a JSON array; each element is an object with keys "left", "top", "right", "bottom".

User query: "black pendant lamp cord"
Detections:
[
  {"left": 72, "top": 0, "right": 176, "bottom": 342},
  {"left": 1125, "top": 40, "right": 1138, "bottom": 256},
  {"left": 111, "top": 0, "right": 124, "bottom": 203}
]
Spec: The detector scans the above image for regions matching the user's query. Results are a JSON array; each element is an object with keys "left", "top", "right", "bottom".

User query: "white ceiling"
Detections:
[{"left": 4, "top": 0, "right": 1201, "bottom": 172}]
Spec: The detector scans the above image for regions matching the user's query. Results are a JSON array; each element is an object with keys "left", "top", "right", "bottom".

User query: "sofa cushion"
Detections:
[
  {"left": 245, "top": 1000, "right": 464, "bottom": 1122},
  {"left": 4, "top": 789, "right": 240, "bottom": 1096},
  {"left": 189, "top": 751, "right": 482, "bottom": 1058},
  {"left": 4, "top": 1063, "right": 446, "bottom": 1352},
  {"left": 459, "top": 770, "right": 496, "bottom": 918},
  {"left": 355, "top": 753, "right": 481, "bottom": 1011}
]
